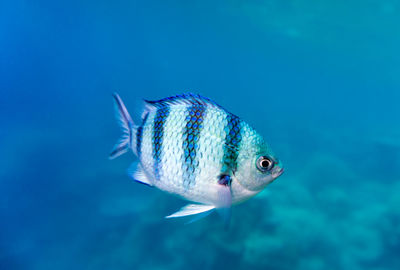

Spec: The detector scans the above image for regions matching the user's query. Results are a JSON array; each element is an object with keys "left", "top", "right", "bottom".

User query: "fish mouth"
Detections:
[{"left": 272, "top": 167, "right": 284, "bottom": 178}]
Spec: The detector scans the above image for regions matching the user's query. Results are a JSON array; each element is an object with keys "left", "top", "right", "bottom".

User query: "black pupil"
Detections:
[{"left": 261, "top": 159, "right": 271, "bottom": 168}]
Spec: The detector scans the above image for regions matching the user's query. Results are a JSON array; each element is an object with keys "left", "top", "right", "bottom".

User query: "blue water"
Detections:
[{"left": 1, "top": 1, "right": 400, "bottom": 269}]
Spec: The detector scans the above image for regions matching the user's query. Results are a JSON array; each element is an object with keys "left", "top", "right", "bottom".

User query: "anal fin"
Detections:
[{"left": 128, "top": 162, "right": 153, "bottom": 186}]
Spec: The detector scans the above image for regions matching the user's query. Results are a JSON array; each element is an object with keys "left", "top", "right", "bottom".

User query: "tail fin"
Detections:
[{"left": 109, "top": 93, "right": 135, "bottom": 159}]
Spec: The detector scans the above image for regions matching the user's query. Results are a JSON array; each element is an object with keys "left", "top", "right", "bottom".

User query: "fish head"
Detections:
[{"left": 235, "top": 134, "right": 284, "bottom": 192}]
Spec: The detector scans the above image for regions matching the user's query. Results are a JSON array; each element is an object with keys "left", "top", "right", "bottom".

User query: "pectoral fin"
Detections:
[
  {"left": 166, "top": 175, "right": 233, "bottom": 225},
  {"left": 216, "top": 174, "right": 233, "bottom": 226},
  {"left": 165, "top": 204, "right": 215, "bottom": 219}
]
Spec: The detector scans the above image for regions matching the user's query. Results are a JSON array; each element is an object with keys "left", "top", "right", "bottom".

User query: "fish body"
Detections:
[{"left": 110, "top": 93, "right": 283, "bottom": 221}]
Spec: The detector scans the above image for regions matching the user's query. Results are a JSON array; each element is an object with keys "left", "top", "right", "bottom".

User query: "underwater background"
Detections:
[{"left": 1, "top": 0, "right": 400, "bottom": 269}]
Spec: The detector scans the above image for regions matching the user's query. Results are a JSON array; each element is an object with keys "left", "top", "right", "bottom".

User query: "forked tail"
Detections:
[{"left": 109, "top": 93, "right": 136, "bottom": 159}]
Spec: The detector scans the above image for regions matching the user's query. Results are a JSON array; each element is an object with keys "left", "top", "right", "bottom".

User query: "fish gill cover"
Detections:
[{"left": 0, "top": 0, "right": 399, "bottom": 270}]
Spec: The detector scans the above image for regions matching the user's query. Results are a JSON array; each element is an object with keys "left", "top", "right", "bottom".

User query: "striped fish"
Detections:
[{"left": 110, "top": 93, "right": 284, "bottom": 223}]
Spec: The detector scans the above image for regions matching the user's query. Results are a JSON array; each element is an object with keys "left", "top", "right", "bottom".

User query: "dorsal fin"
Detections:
[{"left": 144, "top": 93, "right": 223, "bottom": 110}]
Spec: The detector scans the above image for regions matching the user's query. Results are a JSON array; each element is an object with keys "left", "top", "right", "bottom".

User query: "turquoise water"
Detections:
[{"left": 1, "top": 1, "right": 400, "bottom": 269}]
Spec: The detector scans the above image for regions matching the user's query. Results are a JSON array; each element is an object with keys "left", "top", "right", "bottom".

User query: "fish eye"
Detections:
[{"left": 256, "top": 156, "right": 274, "bottom": 172}]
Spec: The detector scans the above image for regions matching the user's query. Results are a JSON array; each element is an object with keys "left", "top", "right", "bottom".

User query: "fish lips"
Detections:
[{"left": 272, "top": 166, "right": 284, "bottom": 179}]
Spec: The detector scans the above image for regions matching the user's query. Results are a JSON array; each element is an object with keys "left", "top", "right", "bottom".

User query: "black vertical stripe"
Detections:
[
  {"left": 136, "top": 112, "right": 149, "bottom": 158},
  {"left": 222, "top": 114, "right": 242, "bottom": 173},
  {"left": 152, "top": 107, "right": 170, "bottom": 179},
  {"left": 182, "top": 105, "right": 206, "bottom": 188}
]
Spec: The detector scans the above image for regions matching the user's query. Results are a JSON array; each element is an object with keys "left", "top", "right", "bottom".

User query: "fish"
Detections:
[{"left": 110, "top": 93, "right": 284, "bottom": 223}]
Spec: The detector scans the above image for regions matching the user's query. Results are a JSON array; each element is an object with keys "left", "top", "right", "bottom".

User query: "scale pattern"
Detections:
[
  {"left": 136, "top": 112, "right": 149, "bottom": 157},
  {"left": 182, "top": 105, "right": 206, "bottom": 188},
  {"left": 152, "top": 107, "right": 170, "bottom": 179},
  {"left": 222, "top": 114, "right": 242, "bottom": 173}
]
